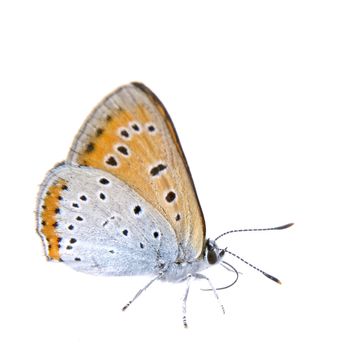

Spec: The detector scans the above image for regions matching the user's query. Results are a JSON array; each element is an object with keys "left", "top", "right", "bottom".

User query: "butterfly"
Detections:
[{"left": 36, "top": 82, "right": 293, "bottom": 327}]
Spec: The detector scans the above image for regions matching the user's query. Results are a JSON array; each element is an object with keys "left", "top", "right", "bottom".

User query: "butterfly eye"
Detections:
[{"left": 207, "top": 250, "right": 218, "bottom": 265}]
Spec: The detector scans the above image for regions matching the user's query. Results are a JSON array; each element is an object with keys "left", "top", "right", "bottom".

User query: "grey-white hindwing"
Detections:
[{"left": 38, "top": 164, "right": 179, "bottom": 276}]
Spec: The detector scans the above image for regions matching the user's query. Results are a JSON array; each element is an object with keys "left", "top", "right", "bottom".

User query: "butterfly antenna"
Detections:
[
  {"left": 214, "top": 223, "right": 294, "bottom": 242},
  {"left": 225, "top": 249, "right": 281, "bottom": 284}
]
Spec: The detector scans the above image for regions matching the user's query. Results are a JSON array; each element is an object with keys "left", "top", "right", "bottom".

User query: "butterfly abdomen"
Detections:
[{"left": 161, "top": 260, "right": 207, "bottom": 282}]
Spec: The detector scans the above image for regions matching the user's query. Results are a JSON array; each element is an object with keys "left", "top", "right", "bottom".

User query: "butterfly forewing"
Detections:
[{"left": 67, "top": 83, "right": 205, "bottom": 260}]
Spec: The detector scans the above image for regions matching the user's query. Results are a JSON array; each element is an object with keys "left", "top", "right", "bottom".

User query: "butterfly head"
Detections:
[{"left": 204, "top": 239, "right": 226, "bottom": 265}]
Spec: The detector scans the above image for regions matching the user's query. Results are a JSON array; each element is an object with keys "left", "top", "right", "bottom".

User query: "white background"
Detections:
[{"left": 1, "top": 1, "right": 349, "bottom": 349}]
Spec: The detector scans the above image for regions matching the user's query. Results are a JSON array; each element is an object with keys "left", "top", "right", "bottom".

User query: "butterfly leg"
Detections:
[
  {"left": 194, "top": 273, "right": 225, "bottom": 314},
  {"left": 122, "top": 274, "right": 161, "bottom": 311},
  {"left": 182, "top": 274, "right": 192, "bottom": 328}
]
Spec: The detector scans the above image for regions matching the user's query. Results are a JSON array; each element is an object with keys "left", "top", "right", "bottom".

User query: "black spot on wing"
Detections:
[
  {"left": 120, "top": 129, "right": 130, "bottom": 138},
  {"left": 99, "top": 178, "right": 110, "bottom": 185},
  {"left": 117, "top": 145, "right": 129, "bottom": 156},
  {"left": 134, "top": 205, "right": 142, "bottom": 215},
  {"left": 96, "top": 128, "right": 104, "bottom": 137},
  {"left": 150, "top": 164, "right": 167, "bottom": 176},
  {"left": 148, "top": 125, "right": 156, "bottom": 132},
  {"left": 85, "top": 142, "right": 95, "bottom": 153},
  {"left": 106, "top": 156, "right": 118, "bottom": 166},
  {"left": 165, "top": 191, "right": 176, "bottom": 203}
]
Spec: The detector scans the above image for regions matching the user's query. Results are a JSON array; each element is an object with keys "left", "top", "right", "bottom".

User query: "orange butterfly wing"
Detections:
[{"left": 67, "top": 83, "right": 206, "bottom": 260}]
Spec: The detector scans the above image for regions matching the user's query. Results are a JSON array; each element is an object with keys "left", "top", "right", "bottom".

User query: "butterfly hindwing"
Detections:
[
  {"left": 67, "top": 83, "right": 205, "bottom": 260},
  {"left": 36, "top": 164, "right": 178, "bottom": 275}
]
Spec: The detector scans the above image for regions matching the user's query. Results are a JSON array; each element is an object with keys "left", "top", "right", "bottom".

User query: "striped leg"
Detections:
[
  {"left": 194, "top": 273, "right": 225, "bottom": 314},
  {"left": 182, "top": 274, "right": 192, "bottom": 328},
  {"left": 122, "top": 274, "right": 161, "bottom": 311}
]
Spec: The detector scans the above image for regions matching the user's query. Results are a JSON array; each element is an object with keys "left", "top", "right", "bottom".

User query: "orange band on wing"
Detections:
[
  {"left": 77, "top": 107, "right": 151, "bottom": 168},
  {"left": 40, "top": 179, "right": 66, "bottom": 260}
]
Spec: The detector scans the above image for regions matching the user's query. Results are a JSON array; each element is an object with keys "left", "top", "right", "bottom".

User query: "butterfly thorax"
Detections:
[{"left": 161, "top": 239, "right": 225, "bottom": 282}]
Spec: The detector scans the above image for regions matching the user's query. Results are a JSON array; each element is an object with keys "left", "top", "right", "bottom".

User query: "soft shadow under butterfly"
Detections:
[{"left": 36, "top": 83, "right": 293, "bottom": 327}]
